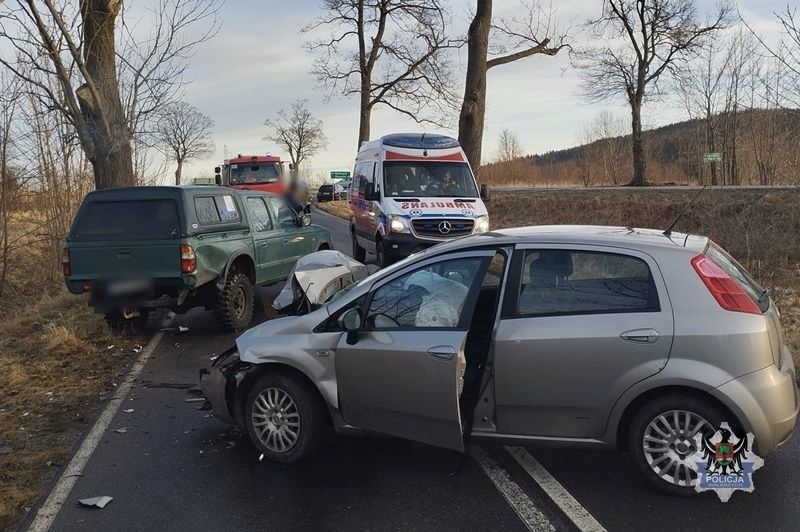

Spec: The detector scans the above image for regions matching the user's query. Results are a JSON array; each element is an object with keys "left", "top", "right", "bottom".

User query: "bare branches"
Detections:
[
  {"left": 495, "top": 129, "right": 524, "bottom": 162},
  {"left": 264, "top": 99, "right": 328, "bottom": 181},
  {"left": 303, "top": 0, "right": 458, "bottom": 144},
  {"left": 155, "top": 101, "right": 214, "bottom": 186},
  {"left": 0, "top": 0, "right": 221, "bottom": 188},
  {"left": 577, "top": 0, "right": 732, "bottom": 185},
  {"left": 487, "top": 0, "right": 571, "bottom": 68}
]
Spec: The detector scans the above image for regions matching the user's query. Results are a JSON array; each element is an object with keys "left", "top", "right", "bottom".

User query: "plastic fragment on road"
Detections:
[
  {"left": 259, "top": 453, "right": 264, "bottom": 462},
  {"left": 78, "top": 496, "right": 113, "bottom": 509},
  {"left": 185, "top": 398, "right": 204, "bottom": 403},
  {"left": 123, "top": 408, "right": 134, "bottom": 413},
  {"left": 114, "top": 427, "right": 128, "bottom": 434}
]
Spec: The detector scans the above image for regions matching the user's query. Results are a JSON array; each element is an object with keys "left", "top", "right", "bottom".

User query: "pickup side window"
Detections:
[
  {"left": 195, "top": 196, "right": 221, "bottom": 225},
  {"left": 246, "top": 197, "right": 273, "bottom": 232},
  {"left": 215, "top": 195, "right": 240, "bottom": 222},
  {"left": 268, "top": 197, "right": 297, "bottom": 229}
]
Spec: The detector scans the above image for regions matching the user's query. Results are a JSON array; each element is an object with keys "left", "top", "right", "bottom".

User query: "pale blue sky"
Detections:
[{"left": 179, "top": 0, "right": 787, "bottom": 181}]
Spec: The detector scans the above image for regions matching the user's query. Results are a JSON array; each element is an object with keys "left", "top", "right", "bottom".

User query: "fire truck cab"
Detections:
[{"left": 214, "top": 154, "right": 289, "bottom": 194}]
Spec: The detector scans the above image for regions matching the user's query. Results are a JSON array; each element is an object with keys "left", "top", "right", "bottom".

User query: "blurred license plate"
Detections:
[{"left": 107, "top": 279, "right": 153, "bottom": 296}]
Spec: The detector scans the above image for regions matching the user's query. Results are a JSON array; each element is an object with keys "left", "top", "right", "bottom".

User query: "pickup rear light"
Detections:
[
  {"left": 180, "top": 244, "right": 196, "bottom": 274},
  {"left": 691, "top": 255, "right": 761, "bottom": 315},
  {"left": 61, "top": 246, "right": 70, "bottom": 277}
]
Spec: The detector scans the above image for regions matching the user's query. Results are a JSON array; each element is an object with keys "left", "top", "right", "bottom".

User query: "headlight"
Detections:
[
  {"left": 474, "top": 216, "right": 490, "bottom": 234},
  {"left": 388, "top": 215, "right": 410, "bottom": 233}
]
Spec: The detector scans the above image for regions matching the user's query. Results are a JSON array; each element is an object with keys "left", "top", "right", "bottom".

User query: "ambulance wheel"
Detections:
[{"left": 352, "top": 233, "right": 366, "bottom": 263}]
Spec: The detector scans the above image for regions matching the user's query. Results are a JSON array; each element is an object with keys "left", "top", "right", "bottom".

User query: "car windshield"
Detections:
[
  {"left": 229, "top": 162, "right": 281, "bottom": 185},
  {"left": 383, "top": 162, "right": 478, "bottom": 198}
]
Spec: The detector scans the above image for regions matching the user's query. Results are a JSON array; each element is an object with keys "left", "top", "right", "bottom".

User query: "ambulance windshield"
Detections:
[{"left": 383, "top": 162, "right": 478, "bottom": 198}]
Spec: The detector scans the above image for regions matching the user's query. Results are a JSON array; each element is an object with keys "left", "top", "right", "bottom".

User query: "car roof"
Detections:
[
  {"left": 427, "top": 225, "right": 709, "bottom": 255},
  {"left": 83, "top": 186, "right": 277, "bottom": 201}
]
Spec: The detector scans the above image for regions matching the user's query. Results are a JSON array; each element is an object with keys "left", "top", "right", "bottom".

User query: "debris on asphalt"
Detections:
[
  {"left": 0, "top": 444, "right": 13, "bottom": 454},
  {"left": 78, "top": 496, "right": 113, "bottom": 509},
  {"left": 185, "top": 398, "right": 204, "bottom": 403},
  {"left": 259, "top": 453, "right": 264, "bottom": 462},
  {"left": 132, "top": 344, "right": 143, "bottom": 353},
  {"left": 114, "top": 427, "right": 129, "bottom": 434},
  {"left": 123, "top": 408, "right": 134, "bottom": 413}
]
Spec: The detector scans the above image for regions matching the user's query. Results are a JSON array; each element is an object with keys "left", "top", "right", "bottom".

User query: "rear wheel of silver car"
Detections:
[
  {"left": 244, "top": 372, "right": 327, "bottom": 463},
  {"left": 628, "top": 395, "right": 726, "bottom": 496}
]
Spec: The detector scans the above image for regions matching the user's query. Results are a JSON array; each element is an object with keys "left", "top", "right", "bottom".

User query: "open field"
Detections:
[
  {"left": 0, "top": 212, "right": 138, "bottom": 529},
  {"left": 316, "top": 188, "right": 800, "bottom": 361}
]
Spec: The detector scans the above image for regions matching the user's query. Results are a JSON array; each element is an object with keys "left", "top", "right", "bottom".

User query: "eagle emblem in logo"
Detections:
[{"left": 690, "top": 422, "right": 763, "bottom": 501}]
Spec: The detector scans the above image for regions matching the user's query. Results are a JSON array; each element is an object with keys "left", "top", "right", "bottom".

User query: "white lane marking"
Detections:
[
  {"left": 505, "top": 446, "right": 606, "bottom": 532},
  {"left": 28, "top": 331, "right": 165, "bottom": 532},
  {"left": 471, "top": 445, "right": 555, "bottom": 532}
]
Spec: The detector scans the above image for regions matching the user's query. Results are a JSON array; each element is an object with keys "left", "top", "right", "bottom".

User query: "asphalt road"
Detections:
[{"left": 26, "top": 207, "right": 800, "bottom": 532}]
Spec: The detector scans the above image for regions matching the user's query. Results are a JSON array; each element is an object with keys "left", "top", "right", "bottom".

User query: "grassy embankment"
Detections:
[
  {"left": 316, "top": 189, "right": 800, "bottom": 363},
  {"left": 0, "top": 210, "right": 141, "bottom": 529}
]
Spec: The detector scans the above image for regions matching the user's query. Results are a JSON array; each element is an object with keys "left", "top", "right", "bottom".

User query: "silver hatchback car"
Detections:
[{"left": 200, "top": 226, "right": 798, "bottom": 494}]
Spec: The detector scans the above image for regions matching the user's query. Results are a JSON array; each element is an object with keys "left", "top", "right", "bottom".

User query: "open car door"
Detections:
[{"left": 335, "top": 253, "right": 494, "bottom": 451}]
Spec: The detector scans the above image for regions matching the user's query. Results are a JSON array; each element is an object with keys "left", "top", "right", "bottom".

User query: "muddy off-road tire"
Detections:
[
  {"left": 104, "top": 310, "right": 150, "bottom": 334},
  {"left": 213, "top": 270, "right": 254, "bottom": 332},
  {"left": 244, "top": 372, "right": 327, "bottom": 463}
]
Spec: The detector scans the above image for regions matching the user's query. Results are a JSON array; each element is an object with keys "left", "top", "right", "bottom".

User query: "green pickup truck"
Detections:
[{"left": 63, "top": 186, "right": 332, "bottom": 331}]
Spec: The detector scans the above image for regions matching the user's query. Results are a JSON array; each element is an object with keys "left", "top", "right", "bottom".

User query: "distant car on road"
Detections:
[
  {"left": 201, "top": 225, "right": 797, "bottom": 495},
  {"left": 317, "top": 184, "right": 335, "bottom": 202},
  {"left": 63, "top": 186, "right": 331, "bottom": 332}
]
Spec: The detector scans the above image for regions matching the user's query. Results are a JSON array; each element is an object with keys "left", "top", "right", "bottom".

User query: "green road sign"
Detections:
[
  {"left": 703, "top": 152, "right": 723, "bottom": 163},
  {"left": 330, "top": 171, "right": 351, "bottom": 180}
]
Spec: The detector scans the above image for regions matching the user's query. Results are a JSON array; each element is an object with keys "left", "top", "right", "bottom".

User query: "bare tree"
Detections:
[
  {"left": 303, "top": 0, "right": 457, "bottom": 146},
  {"left": 264, "top": 100, "right": 328, "bottom": 181},
  {"left": 586, "top": 110, "right": 628, "bottom": 185},
  {"left": 156, "top": 102, "right": 214, "bottom": 186},
  {"left": 579, "top": 0, "right": 730, "bottom": 186},
  {"left": 495, "top": 129, "right": 524, "bottom": 162},
  {"left": 0, "top": 0, "right": 220, "bottom": 189},
  {"left": 459, "top": 0, "right": 569, "bottom": 170}
]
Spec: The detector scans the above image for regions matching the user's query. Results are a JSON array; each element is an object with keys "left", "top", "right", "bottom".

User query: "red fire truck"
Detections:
[{"left": 214, "top": 154, "right": 290, "bottom": 194}]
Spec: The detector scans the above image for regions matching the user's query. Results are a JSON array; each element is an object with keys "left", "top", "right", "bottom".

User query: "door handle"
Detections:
[
  {"left": 427, "top": 345, "right": 456, "bottom": 361},
  {"left": 620, "top": 328, "right": 659, "bottom": 344}
]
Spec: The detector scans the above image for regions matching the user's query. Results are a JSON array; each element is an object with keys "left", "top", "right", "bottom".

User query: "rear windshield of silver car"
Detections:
[
  {"left": 707, "top": 243, "right": 769, "bottom": 312},
  {"left": 71, "top": 199, "right": 180, "bottom": 241}
]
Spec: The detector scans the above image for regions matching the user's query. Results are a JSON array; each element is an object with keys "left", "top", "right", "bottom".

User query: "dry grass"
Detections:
[
  {"left": 315, "top": 200, "right": 351, "bottom": 220},
  {"left": 0, "top": 212, "right": 140, "bottom": 529},
  {"left": 317, "top": 191, "right": 800, "bottom": 361}
]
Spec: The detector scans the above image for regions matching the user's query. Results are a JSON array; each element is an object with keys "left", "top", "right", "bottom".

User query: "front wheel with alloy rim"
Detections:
[
  {"left": 244, "top": 372, "right": 327, "bottom": 463},
  {"left": 628, "top": 394, "right": 727, "bottom": 496}
]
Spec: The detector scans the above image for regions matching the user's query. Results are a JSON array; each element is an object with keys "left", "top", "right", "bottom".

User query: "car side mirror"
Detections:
[
  {"left": 480, "top": 184, "right": 490, "bottom": 202},
  {"left": 214, "top": 174, "right": 222, "bottom": 186},
  {"left": 364, "top": 182, "right": 380, "bottom": 201},
  {"left": 299, "top": 214, "right": 312, "bottom": 227},
  {"left": 339, "top": 308, "right": 362, "bottom": 345},
  {"left": 214, "top": 166, "right": 221, "bottom": 174}
]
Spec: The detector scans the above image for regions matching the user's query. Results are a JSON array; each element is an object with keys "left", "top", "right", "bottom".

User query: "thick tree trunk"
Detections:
[
  {"left": 358, "top": 82, "right": 372, "bottom": 147},
  {"left": 629, "top": 101, "right": 646, "bottom": 186},
  {"left": 78, "top": 0, "right": 136, "bottom": 190},
  {"left": 175, "top": 159, "right": 183, "bottom": 186},
  {"left": 458, "top": 0, "right": 492, "bottom": 171}
]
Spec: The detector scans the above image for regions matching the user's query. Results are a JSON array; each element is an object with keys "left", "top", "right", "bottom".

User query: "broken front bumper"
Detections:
[{"left": 199, "top": 347, "right": 252, "bottom": 426}]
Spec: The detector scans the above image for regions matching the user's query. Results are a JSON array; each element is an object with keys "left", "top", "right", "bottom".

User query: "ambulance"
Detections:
[{"left": 349, "top": 133, "right": 490, "bottom": 267}]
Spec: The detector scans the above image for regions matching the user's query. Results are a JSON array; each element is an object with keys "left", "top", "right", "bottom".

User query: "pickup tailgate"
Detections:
[
  {"left": 67, "top": 198, "right": 182, "bottom": 280},
  {"left": 69, "top": 239, "right": 180, "bottom": 279}
]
